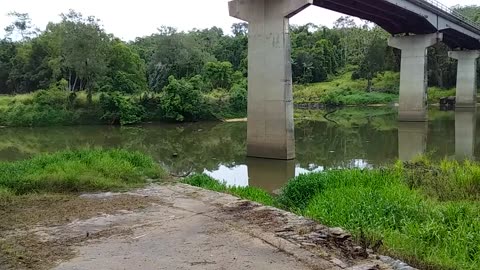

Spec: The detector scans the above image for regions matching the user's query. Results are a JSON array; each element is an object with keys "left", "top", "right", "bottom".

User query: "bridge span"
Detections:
[{"left": 229, "top": 0, "right": 480, "bottom": 160}]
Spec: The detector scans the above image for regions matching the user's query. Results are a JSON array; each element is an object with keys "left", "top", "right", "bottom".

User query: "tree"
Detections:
[
  {"left": 231, "top": 23, "right": 248, "bottom": 37},
  {"left": 140, "top": 27, "right": 215, "bottom": 91},
  {"left": 56, "top": 10, "right": 110, "bottom": 97},
  {"left": 453, "top": 5, "right": 480, "bottom": 23},
  {"left": 4, "top": 12, "right": 39, "bottom": 41},
  {"left": 0, "top": 40, "right": 16, "bottom": 93},
  {"left": 102, "top": 41, "right": 148, "bottom": 93},
  {"left": 356, "top": 35, "right": 387, "bottom": 91},
  {"left": 160, "top": 76, "right": 206, "bottom": 121},
  {"left": 204, "top": 61, "right": 234, "bottom": 89}
]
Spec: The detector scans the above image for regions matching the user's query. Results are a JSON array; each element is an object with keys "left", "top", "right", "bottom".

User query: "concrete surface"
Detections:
[
  {"left": 388, "top": 33, "right": 442, "bottom": 122},
  {"left": 41, "top": 184, "right": 407, "bottom": 270},
  {"left": 229, "top": 0, "right": 312, "bottom": 160},
  {"left": 449, "top": 50, "right": 480, "bottom": 107}
]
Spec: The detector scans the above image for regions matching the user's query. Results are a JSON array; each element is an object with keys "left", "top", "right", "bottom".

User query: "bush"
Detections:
[
  {"left": 99, "top": 92, "right": 144, "bottom": 125},
  {"left": 160, "top": 76, "right": 208, "bottom": 121},
  {"left": 229, "top": 81, "right": 247, "bottom": 113},
  {"left": 204, "top": 61, "right": 234, "bottom": 89}
]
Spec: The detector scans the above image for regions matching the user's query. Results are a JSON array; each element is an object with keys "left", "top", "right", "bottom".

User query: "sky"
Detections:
[{"left": 0, "top": 0, "right": 477, "bottom": 41}]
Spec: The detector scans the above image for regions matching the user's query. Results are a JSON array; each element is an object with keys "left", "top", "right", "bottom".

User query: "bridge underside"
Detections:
[{"left": 312, "top": 0, "right": 480, "bottom": 50}]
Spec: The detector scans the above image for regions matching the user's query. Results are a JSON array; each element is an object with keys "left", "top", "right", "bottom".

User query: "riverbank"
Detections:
[
  {"left": 2, "top": 149, "right": 479, "bottom": 269},
  {"left": 293, "top": 71, "right": 457, "bottom": 106},
  {"left": 0, "top": 149, "right": 167, "bottom": 269},
  {"left": 184, "top": 157, "right": 480, "bottom": 270},
  {"left": 0, "top": 73, "right": 459, "bottom": 127},
  {"left": 2, "top": 183, "right": 407, "bottom": 270},
  {"left": 0, "top": 149, "right": 400, "bottom": 269}
]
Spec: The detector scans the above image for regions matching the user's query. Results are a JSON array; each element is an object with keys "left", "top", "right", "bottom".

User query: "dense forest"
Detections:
[{"left": 0, "top": 5, "right": 479, "bottom": 125}]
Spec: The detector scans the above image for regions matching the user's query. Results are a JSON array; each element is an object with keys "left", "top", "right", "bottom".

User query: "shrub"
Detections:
[
  {"left": 204, "top": 61, "right": 234, "bottom": 89},
  {"left": 160, "top": 76, "right": 208, "bottom": 121},
  {"left": 229, "top": 82, "right": 247, "bottom": 114},
  {"left": 99, "top": 92, "right": 144, "bottom": 125}
]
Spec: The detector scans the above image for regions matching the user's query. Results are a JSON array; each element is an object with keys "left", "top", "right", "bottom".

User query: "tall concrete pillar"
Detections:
[
  {"left": 455, "top": 108, "right": 477, "bottom": 160},
  {"left": 398, "top": 122, "right": 428, "bottom": 161},
  {"left": 388, "top": 33, "right": 443, "bottom": 122},
  {"left": 448, "top": 50, "right": 480, "bottom": 108},
  {"left": 229, "top": 0, "right": 312, "bottom": 160}
]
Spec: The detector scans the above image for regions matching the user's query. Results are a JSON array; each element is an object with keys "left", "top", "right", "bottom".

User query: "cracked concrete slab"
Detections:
[{"left": 14, "top": 184, "right": 405, "bottom": 270}]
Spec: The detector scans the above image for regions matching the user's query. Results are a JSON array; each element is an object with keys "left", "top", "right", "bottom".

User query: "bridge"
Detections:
[{"left": 228, "top": 0, "right": 480, "bottom": 160}]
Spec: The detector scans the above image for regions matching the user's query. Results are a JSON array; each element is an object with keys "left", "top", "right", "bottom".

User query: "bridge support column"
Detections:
[
  {"left": 448, "top": 50, "right": 480, "bottom": 108},
  {"left": 229, "top": 0, "right": 312, "bottom": 160},
  {"left": 388, "top": 33, "right": 443, "bottom": 122}
]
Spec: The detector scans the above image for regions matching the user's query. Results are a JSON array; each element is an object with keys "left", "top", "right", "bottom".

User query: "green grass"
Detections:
[
  {"left": 293, "top": 71, "right": 398, "bottom": 105},
  {"left": 0, "top": 149, "right": 165, "bottom": 196},
  {"left": 428, "top": 87, "right": 456, "bottom": 104},
  {"left": 182, "top": 174, "right": 275, "bottom": 206},
  {"left": 0, "top": 91, "right": 103, "bottom": 127},
  {"left": 184, "top": 158, "right": 480, "bottom": 270}
]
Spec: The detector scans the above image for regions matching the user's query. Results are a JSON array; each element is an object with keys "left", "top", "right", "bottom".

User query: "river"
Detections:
[{"left": 0, "top": 107, "right": 477, "bottom": 193}]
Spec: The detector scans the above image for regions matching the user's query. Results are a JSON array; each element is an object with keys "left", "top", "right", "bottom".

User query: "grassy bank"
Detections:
[
  {"left": 293, "top": 71, "right": 462, "bottom": 106},
  {"left": 0, "top": 149, "right": 164, "bottom": 197},
  {"left": 185, "top": 158, "right": 480, "bottom": 270},
  {"left": 0, "top": 149, "right": 166, "bottom": 269},
  {"left": 293, "top": 71, "right": 399, "bottom": 105},
  {"left": 0, "top": 87, "right": 245, "bottom": 127}
]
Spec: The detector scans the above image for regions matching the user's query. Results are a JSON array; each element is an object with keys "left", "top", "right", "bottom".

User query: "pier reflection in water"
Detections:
[
  {"left": 455, "top": 108, "right": 477, "bottom": 160},
  {"left": 398, "top": 122, "right": 428, "bottom": 161}
]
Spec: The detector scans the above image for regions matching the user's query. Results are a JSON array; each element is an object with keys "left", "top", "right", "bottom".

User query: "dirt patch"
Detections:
[
  {"left": 224, "top": 201, "right": 286, "bottom": 230},
  {"left": 0, "top": 194, "right": 160, "bottom": 270}
]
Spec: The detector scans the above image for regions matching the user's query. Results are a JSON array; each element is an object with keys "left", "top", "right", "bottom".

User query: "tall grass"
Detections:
[
  {"left": 0, "top": 149, "right": 164, "bottom": 196},
  {"left": 428, "top": 87, "right": 456, "bottom": 104},
  {"left": 184, "top": 158, "right": 480, "bottom": 270},
  {"left": 278, "top": 160, "right": 480, "bottom": 270},
  {"left": 182, "top": 174, "right": 275, "bottom": 206},
  {"left": 0, "top": 91, "right": 103, "bottom": 127}
]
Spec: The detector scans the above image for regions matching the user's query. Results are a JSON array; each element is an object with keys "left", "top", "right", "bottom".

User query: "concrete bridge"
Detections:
[{"left": 228, "top": 0, "right": 480, "bottom": 160}]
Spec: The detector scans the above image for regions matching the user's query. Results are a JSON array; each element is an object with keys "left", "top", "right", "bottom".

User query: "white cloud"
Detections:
[{"left": 0, "top": 0, "right": 477, "bottom": 41}]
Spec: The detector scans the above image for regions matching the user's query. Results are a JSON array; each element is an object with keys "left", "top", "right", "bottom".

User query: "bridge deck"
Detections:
[{"left": 312, "top": 0, "right": 480, "bottom": 49}]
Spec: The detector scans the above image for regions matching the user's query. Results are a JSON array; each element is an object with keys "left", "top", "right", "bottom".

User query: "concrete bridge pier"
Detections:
[
  {"left": 388, "top": 33, "right": 443, "bottom": 122},
  {"left": 229, "top": 0, "right": 312, "bottom": 160},
  {"left": 448, "top": 50, "right": 480, "bottom": 108}
]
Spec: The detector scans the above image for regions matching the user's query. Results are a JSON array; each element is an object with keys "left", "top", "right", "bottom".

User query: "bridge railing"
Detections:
[{"left": 421, "top": 0, "right": 480, "bottom": 30}]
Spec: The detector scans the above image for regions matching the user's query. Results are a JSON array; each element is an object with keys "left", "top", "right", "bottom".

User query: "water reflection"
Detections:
[
  {"left": 247, "top": 158, "right": 295, "bottom": 194},
  {"left": 455, "top": 108, "right": 477, "bottom": 160},
  {"left": 0, "top": 107, "right": 479, "bottom": 191},
  {"left": 398, "top": 122, "right": 428, "bottom": 161}
]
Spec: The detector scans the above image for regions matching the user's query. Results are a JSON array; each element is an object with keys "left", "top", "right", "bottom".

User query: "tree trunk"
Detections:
[
  {"left": 73, "top": 75, "right": 78, "bottom": 92},
  {"left": 367, "top": 78, "right": 372, "bottom": 92}
]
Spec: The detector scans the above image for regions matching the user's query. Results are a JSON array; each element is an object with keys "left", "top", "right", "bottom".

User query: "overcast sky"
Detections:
[{"left": 0, "top": 0, "right": 477, "bottom": 41}]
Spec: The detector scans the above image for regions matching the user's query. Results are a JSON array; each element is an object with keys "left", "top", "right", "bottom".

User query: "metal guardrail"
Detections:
[{"left": 421, "top": 0, "right": 480, "bottom": 30}]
